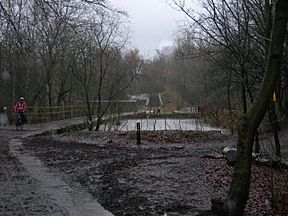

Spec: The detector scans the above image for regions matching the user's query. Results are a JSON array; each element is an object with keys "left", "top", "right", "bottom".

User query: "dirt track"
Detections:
[
  {"left": 2, "top": 125, "right": 288, "bottom": 216},
  {"left": 23, "top": 130, "right": 288, "bottom": 216},
  {"left": 23, "top": 131, "right": 234, "bottom": 216},
  {"left": 0, "top": 131, "right": 67, "bottom": 216}
]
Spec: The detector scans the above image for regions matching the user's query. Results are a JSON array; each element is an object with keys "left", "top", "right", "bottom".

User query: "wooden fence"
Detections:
[
  {"left": 10, "top": 105, "right": 87, "bottom": 123},
  {"left": 32, "top": 105, "right": 87, "bottom": 122},
  {"left": 9, "top": 100, "right": 146, "bottom": 123}
]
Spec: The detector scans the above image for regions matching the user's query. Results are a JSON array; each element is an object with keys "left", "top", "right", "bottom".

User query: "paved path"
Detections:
[
  {"left": 0, "top": 118, "right": 114, "bottom": 216},
  {"left": 1, "top": 118, "right": 288, "bottom": 216}
]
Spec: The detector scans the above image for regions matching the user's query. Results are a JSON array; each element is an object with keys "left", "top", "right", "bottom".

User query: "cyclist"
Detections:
[{"left": 14, "top": 97, "right": 28, "bottom": 124}]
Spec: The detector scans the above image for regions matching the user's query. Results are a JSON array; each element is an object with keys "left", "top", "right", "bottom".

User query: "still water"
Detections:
[{"left": 101, "top": 118, "right": 224, "bottom": 132}]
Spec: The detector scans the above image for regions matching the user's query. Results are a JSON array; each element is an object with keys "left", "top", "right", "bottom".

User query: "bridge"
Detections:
[{"left": 4, "top": 99, "right": 147, "bottom": 124}]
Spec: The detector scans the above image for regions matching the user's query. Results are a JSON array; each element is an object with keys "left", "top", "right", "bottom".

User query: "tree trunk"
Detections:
[
  {"left": 265, "top": 0, "right": 281, "bottom": 158},
  {"left": 226, "top": 1, "right": 288, "bottom": 215},
  {"left": 47, "top": 72, "right": 53, "bottom": 107},
  {"left": 95, "top": 114, "right": 101, "bottom": 131},
  {"left": 268, "top": 102, "right": 281, "bottom": 157},
  {"left": 95, "top": 53, "right": 104, "bottom": 131},
  {"left": 240, "top": 82, "right": 247, "bottom": 114},
  {"left": 254, "top": 130, "right": 260, "bottom": 153},
  {"left": 84, "top": 89, "right": 93, "bottom": 131},
  {"left": 95, "top": 77, "right": 103, "bottom": 131},
  {"left": 227, "top": 70, "right": 232, "bottom": 118},
  {"left": 227, "top": 70, "right": 235, "bottom": 135}
]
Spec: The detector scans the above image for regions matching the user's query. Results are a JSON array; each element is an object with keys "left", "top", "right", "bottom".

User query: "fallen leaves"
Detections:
[
  {"left": 203, "top": 158, "right": 288, "bottom": 216},
  {"left": 124, "top": 130, "right": 229, "bottom": 144},
  {"left": 24, "top": 130, "right": 288, "bottom": 215}
]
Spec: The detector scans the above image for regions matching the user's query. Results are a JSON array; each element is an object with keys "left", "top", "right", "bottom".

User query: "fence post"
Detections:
[{"left": 136, "top": 122, "right": 141, "bottom": 145}]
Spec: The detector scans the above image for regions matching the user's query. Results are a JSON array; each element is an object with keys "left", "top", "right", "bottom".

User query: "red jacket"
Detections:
[{"left": 14, "top": 101, "right": 28, "bottom": 113}]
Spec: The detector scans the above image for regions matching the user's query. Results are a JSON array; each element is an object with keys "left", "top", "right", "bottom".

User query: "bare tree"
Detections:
[
  {"left": 226, "top": 1, "right": 288, "bottom": 215},
  {"left": 88, "top": 12, "right": 130, "bottom": 130},
  {"left": 70, "top": 25, "right": 98, "bottom": 130},
  {"left": 171, "top": 0, "right": 288, "bottom": 215},
  {"left": 172, "top": 0, "right": 269, "bottom": 113}
]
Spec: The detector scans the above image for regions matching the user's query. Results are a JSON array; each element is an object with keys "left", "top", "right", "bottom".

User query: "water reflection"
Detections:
[{"left": 101, "top": 118, "right": 224, "bottom": 132}]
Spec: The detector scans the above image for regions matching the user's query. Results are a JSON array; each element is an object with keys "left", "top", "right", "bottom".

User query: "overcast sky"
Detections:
[{"left": 109, "top": 0, "right": 187, "bottom": 58}]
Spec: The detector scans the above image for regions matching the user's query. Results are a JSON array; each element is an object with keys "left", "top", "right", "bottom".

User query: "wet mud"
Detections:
[
  {"left": 23, "top": 131, "right": 232, "bottom": 216},
  {"left": 21, "top": 130, "right": 288, "bottom": 216},
  {"left": 0, "top": 153, "right": 67, "bottom": 216}
]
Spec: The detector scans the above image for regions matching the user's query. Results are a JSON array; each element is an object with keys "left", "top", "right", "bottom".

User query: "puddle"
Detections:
[
  {"left": 101, "top": 118, "right": 227, "bottom": 133},
  {"left": 9, "top": 139, "right": 114, "bottom": 216}
]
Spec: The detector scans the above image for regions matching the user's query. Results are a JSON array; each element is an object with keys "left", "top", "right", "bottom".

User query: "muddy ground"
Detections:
[
  {"left": 0, "top": 153, "right": 67, "bottom": 216},
  {"left": 23, "top": 131, "right": 288, "bottom": 216}
]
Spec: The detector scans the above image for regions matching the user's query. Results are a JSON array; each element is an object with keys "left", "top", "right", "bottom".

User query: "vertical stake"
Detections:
[{"left": 136, "top": 122, "right": 141, "bottom": 145}]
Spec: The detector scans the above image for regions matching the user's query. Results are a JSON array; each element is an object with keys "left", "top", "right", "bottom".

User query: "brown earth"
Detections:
[
  {"left": 0, "top": 153, "right": 68, "bottom": 216},
  {"left": 23, "top": 130, "right": 288, "bottom": 216}
]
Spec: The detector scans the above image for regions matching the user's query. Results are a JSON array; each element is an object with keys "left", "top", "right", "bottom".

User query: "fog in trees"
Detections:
[{"left": 1, "top": 1, "right": 288, "bottom": 215}]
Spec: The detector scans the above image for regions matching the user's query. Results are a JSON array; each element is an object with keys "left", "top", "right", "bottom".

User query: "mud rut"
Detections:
[
  {"left": 23, "top": 131, "right": 232, "bottom": 216},
  {"left": 0, "top": 150, "right": 68, "bottom": 216}
]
